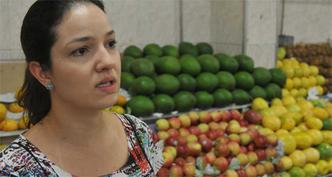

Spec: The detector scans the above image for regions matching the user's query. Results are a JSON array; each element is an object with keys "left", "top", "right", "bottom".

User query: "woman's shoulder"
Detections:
[{"left": 0, "top": 135, "right": 56, "bottom": 176}]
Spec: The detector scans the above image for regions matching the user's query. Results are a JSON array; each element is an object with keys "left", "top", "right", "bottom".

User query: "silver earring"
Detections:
[{"left": 45, "top": 81, "right": 54, "bottom": 90}]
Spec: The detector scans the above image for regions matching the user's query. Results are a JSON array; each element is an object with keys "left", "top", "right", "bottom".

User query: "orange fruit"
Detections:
[
  {"left": 2, "top": 119, "right": 19, "bottom": 131},
  {"left": 18, "top": 116, "right": 29, "bottom": 129},
  {"left": 116, "top": 95, "right": 127, "bottom": 107},
  {"left": 8, "top": 103, "right": 24, "bottom": 113},
  {"left": 0, "top": 103, "right": 7, "bottom": 121}
]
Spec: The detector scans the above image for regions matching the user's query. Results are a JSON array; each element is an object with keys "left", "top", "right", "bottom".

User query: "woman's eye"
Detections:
[
  {"left": 71, "top": 47, "right": 88, "bottom": 56},
  {"left": 107, "top": 40, "right": 117, "bottom": 49}
]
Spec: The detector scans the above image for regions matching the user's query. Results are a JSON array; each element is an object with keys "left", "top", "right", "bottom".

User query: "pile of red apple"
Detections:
[{"left": 155, "top": 109, "right": 282, "bottom": 177}]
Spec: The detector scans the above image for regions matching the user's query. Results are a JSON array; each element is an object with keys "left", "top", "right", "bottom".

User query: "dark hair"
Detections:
[{"left": 18, "top": 0, "right": 105, "bottom": 126}]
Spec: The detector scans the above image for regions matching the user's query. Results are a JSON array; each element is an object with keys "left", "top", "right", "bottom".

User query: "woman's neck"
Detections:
[{"left": 38, "top": 99, "right": 112, "bottom": 146}]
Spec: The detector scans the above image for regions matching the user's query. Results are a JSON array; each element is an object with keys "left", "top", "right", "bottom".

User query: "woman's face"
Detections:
[{"left": 49, "top": 3, "right": 120, "bottom": 109}]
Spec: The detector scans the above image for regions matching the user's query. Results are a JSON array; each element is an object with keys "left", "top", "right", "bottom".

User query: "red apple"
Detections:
[
  {"left": 215, "top": 143, "right": 230, "bottom": 157},
  {"left": 225, "top": 169, "right": 239, "bottom": 177},
  {"left": 165, "top": 136, "right": 179, "bottom": 146},
  {"left": 177, "top": 136, "right": 187, "bottom": 145},
  {"left": 204, "top": 151, "right": 216, "bottom": 164},
  {"left": 156, "top": 118, "right": 170, "bottom": 131},
  {"left": 243, "top": 110, "right": 262, "bottom": 124},
  {"left": 239, "top": 119, "right": 249, "bottom": 127},
  {"left": 174, "top": 157, "right": 186, "bottom": 167},
  {"left": 199, "top": 111, "right": 211, "bottom": 123},
  {"left": 237, "top": 169, "right": 248, "bottom": 177},
  {"left": 213, "top": 157, "right": 229, "bottom": 172},
  {"left": 179, "top": 128, "right": 190, "bottom": 137},
  {"left": 169, "top": 117, "right": 181, "bottom": 129},
  {"left": 245, "top": 165, "right": 257, "bottom": 177},
  {"left": 221, "top": 111, "right": 232, "bottom": 122},
  {"left": 240, "top": 146, "right": 248, "bottom": 153},
  {"left": 236, "top": 153, "right": 248, "bottom": 166},
  {"left": 228, "top": 141, "right": 240, "bottom": 156},
  {"left": 199, "top": 138, "right": 213, "bottom": 152},
  {"left": 198, "top": 123, "right": 210, "bottom": 134},
  {"left": 254, "top": 135, "right": 267, "bottom": 148},
  {"left": 247, "top": 129, "right": 259, "bottom": 139},
  {"left": 247, "top": 143, "right": 255, "bottom": 151},
  {"left": 170, "top": 164, "right": 183, "bottom": 177},
  {"left": 207, "top": 130, "right": 220, "bottom": 140},
  {"left": 256, "top": 149, "right": 267, "bottom": 161},
  {"left": 230, "top": 110, "right": 242, "bottom": 121},
  {"left": 157, "top": 167, "right": 169, "bottom": 177},
  {"left": 211, "top": 111, "right": 223, "bottom": 122},
  {"left": 209, "top": 121, "right": 220, "bottom": 130},
  {"left": 188, "top": 112, "right": 200, "bottom": 125},
  {"left": 168, "top": 128, "right": 180, "bottom": 138},
  {"left": 228, "top": 133, "right": 240, "bottom": 143},
  {"left": 186, "top": 134, "right": 198, "bottom": 143},
  {"left": 255, "top": 164, "right": 266, "bottom": 176},
  {"left": 162, "top": 151, "right": 175, "bottom": 167},
  {"left": 189, "top": 126, "right": 201, "bottom": 136},
  {"left": 157, "top": 131, "right": 170, "bottom": 140},
  {"left": 176, "top": 144, "right": 188, "bottom": 157},
  {"left": 183, "top": 162, "right": 196, "bottom": 177},
  {"left": 179, "top": 114, "right": 191, "bottom": 128},
  {"left": 239, "top": 133, "right": 252, "bottom": 146},
  {"left": 247, "top": 151, "right": 258, "bottom": 165},
  {"left": 187, "top": 142, "right": 202, "bottom": 156}
]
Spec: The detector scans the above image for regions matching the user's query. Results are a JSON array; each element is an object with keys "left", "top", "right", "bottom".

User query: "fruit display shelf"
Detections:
[
  {"left": 0, "top": 130, "right": 25, "bottom": 138},
  {"left": 141, "top": 103, "right": 251, "bottom": 125}
]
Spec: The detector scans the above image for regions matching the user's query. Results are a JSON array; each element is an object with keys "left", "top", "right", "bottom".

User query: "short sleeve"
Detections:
[{"left": 124, "top": 114, "right": 164, "bottom": 175}]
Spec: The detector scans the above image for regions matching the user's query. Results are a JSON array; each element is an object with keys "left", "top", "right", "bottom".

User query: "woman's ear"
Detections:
[{"left": 28, "top": 61, "right": 52, "bottom": 86}]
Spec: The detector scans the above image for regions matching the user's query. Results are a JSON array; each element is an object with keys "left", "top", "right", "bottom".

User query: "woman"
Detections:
[{"left": 0, "top": 0, "right": 163, "bottom": 176}]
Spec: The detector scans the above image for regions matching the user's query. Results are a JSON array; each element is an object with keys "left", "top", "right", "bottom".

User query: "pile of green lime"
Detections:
[{"left": 121, "top": 43, "right": 286, "bottom": 117}]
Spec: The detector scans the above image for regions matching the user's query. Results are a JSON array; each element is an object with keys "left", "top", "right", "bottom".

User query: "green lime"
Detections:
[
  {"left": 127, "top": 96, "right": 155, "bottom": 117},
  {"left": 130, "top": 58, "right": 155, "bottom": 76},
  {"left": 215, "top": 53, "right": 239, "bottom": 73},
  {"left": 234, "top": 54, "right": 254, "bottom": 72},
  {"left": 120, "top": 72, "right": 135, "bottom": 90},
  {"left": 197, "top": 54, "right": 220, "bottom": 73},
  {"left": 121, "top": 55, "right": 135, "bottom": 72},
  {"left": 270, "top": 68, "right": 287, "bottom": 87},
  {"left": 234, "top": 72, "right": 255, "bottom": 90},
  {"left": 196, "top": 72, "right": 218, "bottom": 92},
  {"left": 195, "top": 91, "right": 214, "bottom": 109},
  {"left": 155, "top": 74, "right": 180, "bottom": 94},
  {"left": 123, "top": 45, "right": 142, "bottom": 58},
  {"left": 196, "top": 42, "right": 213, "bottom": 55},
  {"left": 162, "top": 45, "right": 179, "bottom": 57},
  {"left": 180, "top": 55, "right": 201, "bottom": 76},
  {"left": 174, "top": 91, "right": 196, "bottom": 112},
  {"left": 156, "top": 56, "right": 181, "bottom": 75},
  {"left": 232, "top": 89, "right": 252, "bottom": 105},
  {"left": 265, "top": 83, "right": 282, "bottom": 100},
  {"left": 249, "top": 86, "right": 267, "bottom": 99},
  {"left": 179, "top": 42, "right": 199, "bottom": 57},
  {"left": 252, "top": 67, "right": 272, "bottom": 86},
  {"left": 143, "top": 43, "right": 163, "bottom": 57},
  {"left": 178, "top": 74, "right": 196, "bottom": 91},
  {"left": 213, "top": 89, "right": 233, "bottom": 107},
  {"left": 129, "top": 76, "right": 156, "bottom": 95},
  {"left": 216, "top": 71, "right": 236, "bottom": 90},
  {"left": 153, "top": 94, "right": 175, "bottom": 114}
]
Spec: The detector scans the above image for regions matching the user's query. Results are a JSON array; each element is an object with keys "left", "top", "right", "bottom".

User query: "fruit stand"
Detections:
[{"left": 1, "top": 42, "right": 332, "bottom": 177}]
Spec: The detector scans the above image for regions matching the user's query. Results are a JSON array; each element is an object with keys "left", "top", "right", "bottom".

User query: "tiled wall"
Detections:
[{"left": 277, "top": 0, "right": 332, "bottom": 43}]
